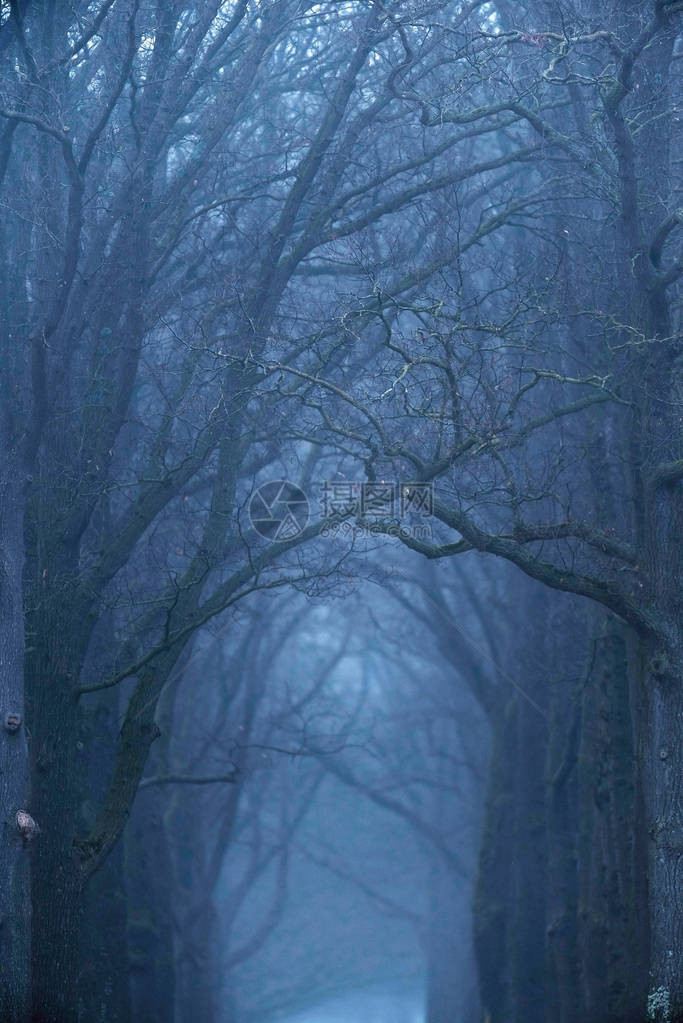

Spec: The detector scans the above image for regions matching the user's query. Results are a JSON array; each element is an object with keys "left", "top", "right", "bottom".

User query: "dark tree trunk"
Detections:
[
  {"left": 546, "top": 670, "right": 580, "bottom": 1023},
  {"left": 577, "top": 632, "right": 646, "bottom": 1023},
  {"left": 473, "top": 582, "right": 552, "bottom": 1023},
  {"left": 639, "top": 359, "right": 683, "bottom": 1017},
  {"left": 26, "top": 625, "right": 84, "bottom": 1023},
  {"left": 473, "top": 699, "right": 517, "bottom": 1023},
  {"left": 24, "top": 568, "right": 91, "bottom": 1021},
  {"left": 125, "top": 788, "right": 176, "bottom": 1022},
  {"left": 79, "top": 838, "right": 130, "bottom": 1023},
  {"left": 0, "top": 437, "right": 31, "bottom": 1022},
  {"left": 508, "top": 695, "right": 546, "bottom": 1023},
  {"left": 639, "top": 630, "right": 683, "bottom": 1020},
  {"left": 609, "top": 16, "right": 682, "bottom": 1013},
  {"left": 78, "top": 697, "right": 132, "bottom": 1023}
]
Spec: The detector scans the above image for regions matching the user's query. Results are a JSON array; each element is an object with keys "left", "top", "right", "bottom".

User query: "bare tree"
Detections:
[
  {"left": 272, "top": 2, "right": 681, "bottom": 1011},
  {"left": 0, "top": 0, "right": 680, "bottom": 1019}
]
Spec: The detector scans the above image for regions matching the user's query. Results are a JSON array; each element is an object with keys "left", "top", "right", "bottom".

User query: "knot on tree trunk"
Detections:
[{"left": 15, "top": 810, "right": 39, "bottom": 841}]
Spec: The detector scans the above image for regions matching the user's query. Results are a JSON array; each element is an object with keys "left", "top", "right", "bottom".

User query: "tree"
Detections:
[
  {"left": 3, "top": 0, "right": 508, "bottom": 1015},
  {"left": 155, "top": 603, "right": 337, "bottom": 1023},
  {"left": 264, "top": 0, "right": 682, "bottom": 1013},
  {"left": 1, "top": 0, "right": 680, "bottom": 1018},
  {"left": 0, "top": 389, "right": 31, "bottom": 1022}
]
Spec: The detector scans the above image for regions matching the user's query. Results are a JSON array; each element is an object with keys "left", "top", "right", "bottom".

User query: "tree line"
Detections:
[{"left": 0, "top": 1, "right": 680, "bottom": 1020}]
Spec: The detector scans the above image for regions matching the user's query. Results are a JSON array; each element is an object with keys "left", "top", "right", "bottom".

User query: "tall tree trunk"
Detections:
[
  {"left": 125, "top": 780, "right": 176, "bottom": 1021},
  {"left": 0, "top": 436, "right": 31, "bottom": 1022},
  {"left": 609, "top": 14, "right": 682, "bottom": 1012},
  {"left": 640, "top": 332, "right": 682, "bottom": 1018},
  {"left": 175, "top": 906, "right": 218, "bottom": 1023},
  {"left": 546, "top": 669, "right": 580, "bottom": 1023},
  {"left": 640, "top": 625, "right": 683, "bottom": 1020},
  {"left": 78, "top": 697, "right": 132, "bottom": 1023},
  {"left": 577, "top": 631, "right": 646, "bottom": 1022},
  {"left": 508, "top": 693, "right": 546, "bottom": 1023},
  {"left": 25, "top": 590, "right": 88, "bottom": 1022},
  {"left": 79, "top": 837, "right": 130, "bottom": 1023},
  {"left": 473, "top": 699, "right": 517, "bottom": 1022}
]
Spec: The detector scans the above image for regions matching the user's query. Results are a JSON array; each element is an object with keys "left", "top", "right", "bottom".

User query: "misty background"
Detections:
[{"left": 0, "top": 2, "right": 680, "bottom": 1022}]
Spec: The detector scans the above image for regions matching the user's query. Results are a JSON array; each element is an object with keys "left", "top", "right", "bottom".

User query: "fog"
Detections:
[
  {"left": 280, "top": 985, "right": 424, "bottom": 1023},
  {"left": 0, "top": 2, "right": 680, "bottom": 1022}
]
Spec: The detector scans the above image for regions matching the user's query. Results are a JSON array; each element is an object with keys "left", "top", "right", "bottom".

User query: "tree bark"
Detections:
[
  {"left": 25, "top": 575, "right": 91, "bottom": 1022},
  {"left": 473, "top": 699, "right": 517, "bottom": 1023},
  {"left": 576, "top": 631, "right": 646, "bottom": 1022},
  {"left": 640, "top": 630, "right": 683, "bottom": 1020},
  {"left": 125, "top": 788, "right": 176, "bottom": 1023},
  {"left": 78, "top": 696, "right": 132, "bottom": 1023},
  {"left": 508, "top": 694, "right": 546, "bottom": 1023},
  {"left": 0, "top": 434, "right": 31, "bottom": 1022}
]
